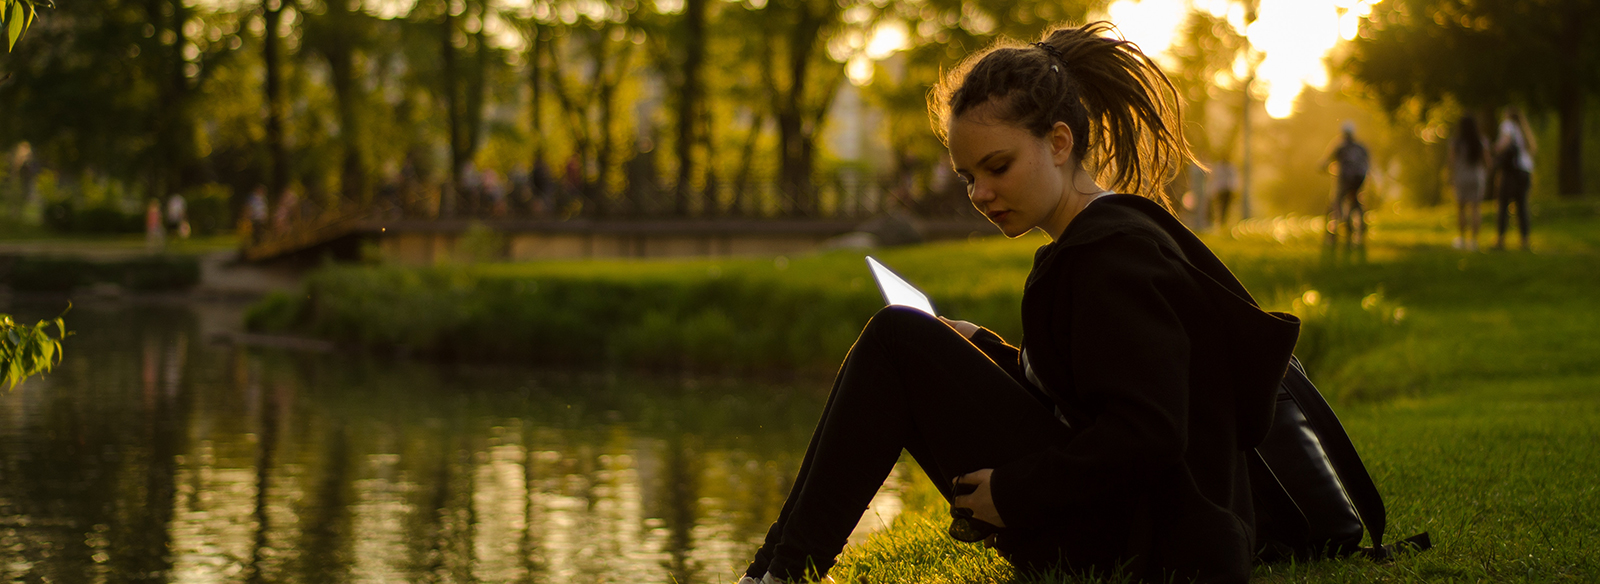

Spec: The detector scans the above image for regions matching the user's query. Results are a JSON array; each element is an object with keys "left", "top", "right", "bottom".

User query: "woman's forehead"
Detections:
[{"left": 948, "top": 114, "right": 1032, "bottom": 160}]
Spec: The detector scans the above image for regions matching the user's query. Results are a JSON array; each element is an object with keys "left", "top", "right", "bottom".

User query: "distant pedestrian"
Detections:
[
  {"left": 166, "top": 193, "right": 190, "bottom": 239},
  {"left": 1182, "top": 161, "right": 1207, "bottom": 230},
  {"left": 1493, "top": 106, "right": 1536, "bottom": 251},
  {"left": 274, "top": 188, "right": 299, "bottom": 233},
  {"left": 145, "top": 199, "right": 165, "bottom": 250},
  {"left": 562, "top": 155, "right": 584, "bottom": 214},
  {"left": 245, "top": 186, "right": 269, "bottom": 244},
  {"left": 1448, "top": 116, "right": 1490, "bottom": 251},
  {"left": 1207, "top": 159, "right": 1236, "bottom": 229},
  {"left": 1327, "top": 122, "right": 1370, "bottom": 245},
  {"left": 484, "top": 169, "right": 508, "bottom": 217},
  {"left": 532, "top": 159, "right": 554, "bottom": 216}
]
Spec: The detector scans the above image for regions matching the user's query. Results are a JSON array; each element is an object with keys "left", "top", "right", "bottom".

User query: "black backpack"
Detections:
[
  {"left": 1249, "top": 357, "right": 1433, "bottom": 563},
  {"left": 1335, "top": 142, "right": 1370, "bottom": 183}
]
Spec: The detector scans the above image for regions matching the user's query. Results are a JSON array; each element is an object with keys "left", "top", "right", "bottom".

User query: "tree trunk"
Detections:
[
  {"left": 262, "top": 0, "right": 288, "bottom": 199},
  {"left": 732, "top": 112, "right": 763, "bottom": 217},
  {"left": 1556, "top": 7, "right": 1584, "bottom": 197},
  {"left": 699, "top": 92, "right": 718, "bottom": 215},
  {"left": 464, "top": 0, "right": 487, "bottom": 169},
  {"left": 150, "top": 0, "right": 191, "bottom": 199},
  {"left": 673, "top": 0, "right": 705, "bottom": 216},
  {"left": 527, "top": 22, "right": 544, "bottom": 181},
  {"left": 441, "top": 0, "right": 461, "bottom": 200},
  {"left": 772, "top": 5, "right": 827, "bottom": 217},
  {"left": 594, "top": 30, "right": 614, "bottom": 217},
  {"left": 325, "top": 0, "right": 366, "bottom": 205}
]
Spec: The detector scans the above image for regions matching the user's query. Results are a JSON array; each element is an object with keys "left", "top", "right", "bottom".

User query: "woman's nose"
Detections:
[{"left": 968, "top": 181, "right": 993, "bottom": 204}]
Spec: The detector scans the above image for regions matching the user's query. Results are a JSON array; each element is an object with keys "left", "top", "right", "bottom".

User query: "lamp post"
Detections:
[{"left": 1238, "top": 1, "right": 1258, "bottom": 221}]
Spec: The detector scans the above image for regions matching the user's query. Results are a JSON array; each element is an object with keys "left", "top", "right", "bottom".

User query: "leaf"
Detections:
[{"left": 7, "top": 0, "right": 21, "bottom": 51}]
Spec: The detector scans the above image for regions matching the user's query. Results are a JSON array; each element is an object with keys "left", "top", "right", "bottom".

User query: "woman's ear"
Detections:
[{"left": 1049, "top": 121, "right": 1075, "bottom": 166}]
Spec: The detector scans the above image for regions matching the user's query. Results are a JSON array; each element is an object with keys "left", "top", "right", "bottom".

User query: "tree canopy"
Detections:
[{"left": 1344, "top": 0, "right": 1600, "bottom": 196}]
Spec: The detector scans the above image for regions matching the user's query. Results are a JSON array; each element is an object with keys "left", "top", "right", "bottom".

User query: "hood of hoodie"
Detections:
[{"left": 1026, "top": 194, "right": 1300, "bottom": 448}]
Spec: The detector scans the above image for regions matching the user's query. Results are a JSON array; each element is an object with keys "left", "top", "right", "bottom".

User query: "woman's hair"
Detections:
[
  {"left": 929, "top": 21, "right": 1193, "bottom": 201},
  {"left": 1455, "top": 115, "right": 1484, "bottom": 162},
  {"left": 1506, "top": 106, "right": 1537, "bottom": 156}
]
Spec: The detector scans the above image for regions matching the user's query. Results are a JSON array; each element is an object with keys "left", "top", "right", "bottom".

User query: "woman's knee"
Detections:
[{"left": 862, "top": 305, "right": 944, "bottom": 341}]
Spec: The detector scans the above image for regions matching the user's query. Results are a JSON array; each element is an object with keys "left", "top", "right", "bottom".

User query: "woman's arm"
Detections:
[
  {"left": 940, "top": 317, "right": 1023, "bottom": 381},
  {"left": 986, "top": 234, "right": 1192, "bottom": 531}
]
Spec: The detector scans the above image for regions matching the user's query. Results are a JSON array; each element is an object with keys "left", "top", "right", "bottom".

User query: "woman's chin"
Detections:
[{"left": 989, "top": 219, "right": 1029, "bottom": 239}]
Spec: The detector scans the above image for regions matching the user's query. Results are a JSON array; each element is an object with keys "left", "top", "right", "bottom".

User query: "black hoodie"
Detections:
[{"left": 971, "top": 195, "right": 1299, "bottom": 583}]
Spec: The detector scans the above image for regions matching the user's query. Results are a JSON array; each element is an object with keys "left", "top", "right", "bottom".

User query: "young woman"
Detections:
[
  {"left": 1448, "top": 115, "right": 1490, "bottom": 250},
  {"left": 740, "top": 23, "right": 1299, "bottom": 583}
]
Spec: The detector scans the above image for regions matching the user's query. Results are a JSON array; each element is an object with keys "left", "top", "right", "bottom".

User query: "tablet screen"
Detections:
[{"left": 866, "top": 256, "right": 935, "bottom": 315}]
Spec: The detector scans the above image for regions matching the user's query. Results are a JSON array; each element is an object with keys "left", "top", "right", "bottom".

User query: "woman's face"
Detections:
[{"left": 947, "top": 109, "right": 1072, "bottom": 238}]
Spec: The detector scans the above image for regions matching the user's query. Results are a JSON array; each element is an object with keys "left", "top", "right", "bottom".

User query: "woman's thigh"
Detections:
[{"left": 848, "top": 306, "right": 1071, "bottom": 500}]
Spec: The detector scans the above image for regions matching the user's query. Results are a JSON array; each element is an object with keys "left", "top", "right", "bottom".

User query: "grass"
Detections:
[
  {"left": 831, "top": 198, "right": 1600, "bottom": 583},
  {"left": 250, "top": 197, "right": 1600, "bottom": 582}
]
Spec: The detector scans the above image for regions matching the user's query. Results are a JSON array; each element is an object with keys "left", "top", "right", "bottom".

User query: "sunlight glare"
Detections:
[
  {"left": 1108, "top": 0, "right": 1375, "bottom": 119},
  {"left": 1107, "top": 0, "right": 1188, "bottom": 67},
  {"left": 866, "top": 20, "right": 909, "bottom": 60}
]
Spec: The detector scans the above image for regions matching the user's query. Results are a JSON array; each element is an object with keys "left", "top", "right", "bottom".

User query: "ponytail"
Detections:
[{"left": 930, "top": 22, "right": 1192, "bottom": 202}]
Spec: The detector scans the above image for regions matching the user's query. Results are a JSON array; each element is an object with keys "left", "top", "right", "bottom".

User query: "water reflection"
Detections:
[{"left": 0, "top": 302, "right": 903, "bottom": 583}]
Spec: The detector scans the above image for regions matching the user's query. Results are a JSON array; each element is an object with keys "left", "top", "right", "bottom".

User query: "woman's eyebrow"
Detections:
[
  {"left": 955, "top": 149, "right": 1009, "bottom": 173},
  {"left": 977, "top": 150, "right": 1011, "bottom": 167}
]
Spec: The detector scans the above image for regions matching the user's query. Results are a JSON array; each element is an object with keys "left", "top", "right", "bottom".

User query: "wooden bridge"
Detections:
[{"left": 242, "top": 205, "right": 992, "bottom": 264}]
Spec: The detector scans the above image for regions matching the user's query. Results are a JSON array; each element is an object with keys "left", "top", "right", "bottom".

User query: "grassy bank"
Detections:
[
  {"left": 832, "top": 199, "right": 1600, "bottom": 583},
  {"left": 250, "top": 200, "right": 1600, "bottom": 581},
  {"left": 245, "top": 234, "right": 1042, "bottom": 373}
]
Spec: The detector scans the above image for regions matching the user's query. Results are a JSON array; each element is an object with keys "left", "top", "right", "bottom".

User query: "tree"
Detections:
[
  {"left": 539, "top": 1, "right": 640, "bottom": 217},
  {"left": 859, "top": 0, "right": 1104, "bottom": 214},
  {"left": 1345, "top": 0, "right": 1600, "bottom": 197},
  {"left": 302, "top": 0, "right": 378, "bottom": 204},
  {"left": 262, "top": 0, "right": 290, "bottom": 198}
]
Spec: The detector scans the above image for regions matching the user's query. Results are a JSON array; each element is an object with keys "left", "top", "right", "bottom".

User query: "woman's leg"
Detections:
[
  {"left": 1496, "top": 180, "right": 1513, "bottom": 250},
  {"left": 745, "top": 306, "right": 1068, "bottom": 581},
  {"left": 1468, "top": 193, "right": 1482, "bottom": 249},
  {"left": 1514, "top": 172, "right": 1532, "bottom": 249}
]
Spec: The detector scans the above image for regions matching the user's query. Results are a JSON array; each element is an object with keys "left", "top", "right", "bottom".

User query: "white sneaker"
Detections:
[{"left": 750, "top": 571, "right": 832, "bottom": 584}]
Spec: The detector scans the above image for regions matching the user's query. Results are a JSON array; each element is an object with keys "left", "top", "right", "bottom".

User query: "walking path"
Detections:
[{"left": 0, "top": 239, "right": 302, "bottom": 299}]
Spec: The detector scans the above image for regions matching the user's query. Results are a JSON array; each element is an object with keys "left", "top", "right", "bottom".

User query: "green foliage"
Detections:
[
  {"left": 0, "top": 305, "right": 67, "bottom": 391},
  {"left": 2, "top": 255, "right": 201, "bottom": 292},
  {"left": 0, "top": 0, "right": 46, "bottom": 52},
  {"left": 453, "top": 222, "right": 506, "bottom": 263},
  {"left": 181, "top": 183, "right": 234, "bottom": 235},
  {"left": 41, "top": 200, "right": 144, "bottom": 234}
]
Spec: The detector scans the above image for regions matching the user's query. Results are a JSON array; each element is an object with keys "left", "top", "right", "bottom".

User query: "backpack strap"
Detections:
[{"left": 1280, "top": 357, "right": 1388, "bottom": 548}]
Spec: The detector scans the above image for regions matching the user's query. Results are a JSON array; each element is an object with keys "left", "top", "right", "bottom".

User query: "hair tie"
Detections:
[{"left": 1033, "top": 41, "right": 1066, "bottom": 71}]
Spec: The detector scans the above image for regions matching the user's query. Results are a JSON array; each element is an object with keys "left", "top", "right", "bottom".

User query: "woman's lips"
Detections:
[{"left": 988, "top": 210, "right": 1009, "bottom": 221}]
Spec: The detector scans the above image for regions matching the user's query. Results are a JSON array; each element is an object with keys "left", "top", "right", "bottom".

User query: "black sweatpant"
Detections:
[{"left": 744, "top": 306, "right": 1071, "bottom": 580}]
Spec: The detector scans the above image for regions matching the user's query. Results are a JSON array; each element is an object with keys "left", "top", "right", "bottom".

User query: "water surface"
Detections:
[{"left": 0, "top": 301, "right": 903, "bottom": 583}]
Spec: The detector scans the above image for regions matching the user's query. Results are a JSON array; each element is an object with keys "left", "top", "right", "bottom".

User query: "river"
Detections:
[{"left": 0, "top": 300, "right": 905, "bottom": 583}]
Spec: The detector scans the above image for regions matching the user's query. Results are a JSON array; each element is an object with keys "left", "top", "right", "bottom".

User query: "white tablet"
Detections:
[{"left": 866, "top": 256, "right": 935, "bottom": 316}]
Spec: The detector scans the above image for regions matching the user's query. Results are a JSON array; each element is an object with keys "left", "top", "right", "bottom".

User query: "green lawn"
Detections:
[
  {"left": 830, "top": 199, "right": 1600, "bottom": 583},
  {"left": 250, "top": 198, "right": 1600, "bottom": 582}
]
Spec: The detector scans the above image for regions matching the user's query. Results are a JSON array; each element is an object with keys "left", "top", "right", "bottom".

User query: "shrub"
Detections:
[
  {"left": 1, "top": 255, "right": 201, "bottom": 292},
  {"left": 41, "top": 201, "right": 144, "bottom": 234}
]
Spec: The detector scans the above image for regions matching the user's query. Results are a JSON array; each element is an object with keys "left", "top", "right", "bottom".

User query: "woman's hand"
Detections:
[
  {"left": 939, "top": 317, "right": 980, "bottom": 339},
  {"left": 952, "top": 468, "right": 1006, "bottom": 528}
]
